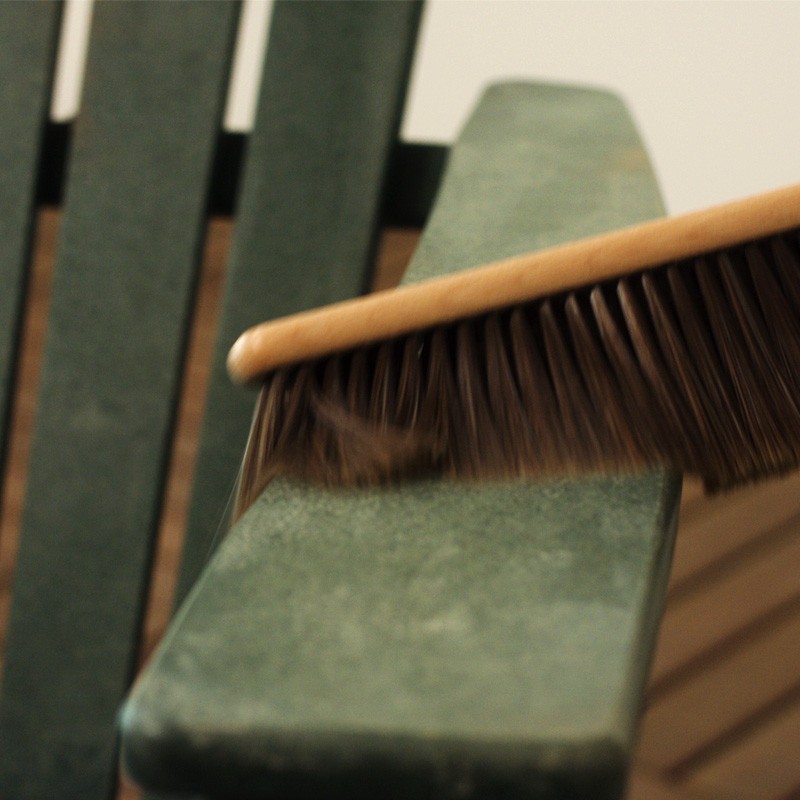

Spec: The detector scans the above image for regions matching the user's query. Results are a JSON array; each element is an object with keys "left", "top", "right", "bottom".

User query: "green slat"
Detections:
[
  {"left": 120, "top": 83, "right": 680, "bottom": 799},
  {"left": 175, "top": 0, "right": 423, "bottom": 601},
  {"left": 0, "top": 3, "right": 239, "bottom": 798},
  {"left": 0, "top": 1, "right": 61, "bottom": 481}
]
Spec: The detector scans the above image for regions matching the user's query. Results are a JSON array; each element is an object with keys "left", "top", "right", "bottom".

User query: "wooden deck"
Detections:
[
  {"left": 629, "top": 470, "right": 800, "bottom": 800},
  {"left": 2, "top": 211, "right": 800, "bottom": 799}
]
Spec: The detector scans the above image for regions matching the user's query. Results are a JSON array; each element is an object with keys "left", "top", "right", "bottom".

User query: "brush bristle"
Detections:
[{"left": 234, "top": 230, "right": 800, "bottom": 518}]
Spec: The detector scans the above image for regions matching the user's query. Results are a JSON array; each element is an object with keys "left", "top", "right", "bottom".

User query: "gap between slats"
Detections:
[
  {"left": 135, "top": 224, "right": 421, "bottom": 669},
  {"left": 0, "top": 208, "right": 59, "bottom": 673},
  {"left": 136, "top": 217, "right": 234, "bottom": 667}
]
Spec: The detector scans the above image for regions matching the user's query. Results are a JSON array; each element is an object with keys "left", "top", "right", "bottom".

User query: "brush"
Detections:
[{"left": 228, "top": 182, "right": 800, "bottom": 516}]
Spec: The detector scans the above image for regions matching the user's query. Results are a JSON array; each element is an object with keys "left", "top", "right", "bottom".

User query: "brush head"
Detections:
[
  {"left": 233, "top": 227, "right": 800, "bottom": 518},
  {"left": 228, "top": 183, "right": 800, "bottom": 384}
]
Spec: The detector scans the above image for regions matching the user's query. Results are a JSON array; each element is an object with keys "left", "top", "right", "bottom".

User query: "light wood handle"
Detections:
[{"left": 228, "top": 182, "right": 800, "bottom": 383}]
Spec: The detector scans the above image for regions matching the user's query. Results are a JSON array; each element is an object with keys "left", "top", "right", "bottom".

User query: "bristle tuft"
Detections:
[{"left": 234, "top": 229, "right": 800, "bottom": 518}]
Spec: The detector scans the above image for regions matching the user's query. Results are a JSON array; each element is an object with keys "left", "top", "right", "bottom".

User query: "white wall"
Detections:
[
  {"left": 405, "top": 1, "right": 800, "bottom": 215},
  {"left": 53, "top": 0, "right": 800, "bottom": 215}
]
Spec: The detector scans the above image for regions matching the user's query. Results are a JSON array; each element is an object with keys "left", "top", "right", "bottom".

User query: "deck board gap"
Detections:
[
  {"left": 136, "top": 216, "right": 234, "bottom": 667},
  {"left": 0, "top": 207, "right": 59, "bottom": 669},
  {"left": 669, "top": 681, "right": 800, "bottom": 780}
]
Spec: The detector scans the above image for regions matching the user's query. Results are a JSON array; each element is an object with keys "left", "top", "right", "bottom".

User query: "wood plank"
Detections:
[
  {"left": 0, "top": 3, "right": 239, "bottom": 798},
  {"left": 137, "top": 217, "right": 233, "bottom": 667},
  {"left": 636, "top": 603, "right": 800, "bottom": 771},
  {"left": 175, "top": 0, "right": 424, "bottom": 602},
  {"left": 137, "top": 221, "right": 419, "bottom": 666},
  {"left": 0, "top": 2, "right": 60, "bottom": 483},
  {"left": 677, "top": 477, "right": 707, "bottom": 517},
  {"left": 626, "top": 768, "right": 708, "bottom": 800},
  {"left": 371, "top": 227, "right": 422, "bottom": 292},
  {"left": 683, "top": 694, "right": 800, "bottom": 800},
  {"left": 668, "top": 472, "right": 800, "bottom": 588},
  {"left": 650, "top": 511, "right": 800, "bottom": 685}
]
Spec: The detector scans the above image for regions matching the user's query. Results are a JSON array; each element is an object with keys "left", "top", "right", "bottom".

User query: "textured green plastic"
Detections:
[
  {"left": 0, "top": 1, "right": 60, "bottom": 479},
  {"left": 121, "top": 83, "right": 680, "bottom": 799},
  {"left": 407, "top": 83, "right": 668, "bottom": 280},
  {"left": 176, "top": 0, "right": 423, "bottom": 603},
  {"left": 0, "top": 4, "right": 239, "bottom": 799}
]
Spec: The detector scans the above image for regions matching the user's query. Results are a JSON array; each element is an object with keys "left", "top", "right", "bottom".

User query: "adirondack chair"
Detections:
[{"left": 0, "top": 2, "right": 679, "bottom": 799}]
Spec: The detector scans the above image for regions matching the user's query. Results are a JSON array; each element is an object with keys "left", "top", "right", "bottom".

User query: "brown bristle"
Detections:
[{"left": 234, "top": 229, "right": 800, "bottom": 520}]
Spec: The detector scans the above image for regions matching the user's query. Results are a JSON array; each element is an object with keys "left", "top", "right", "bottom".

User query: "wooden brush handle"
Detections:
[{"left": 228, "top": 182, "right": 800, "bottom": 383}]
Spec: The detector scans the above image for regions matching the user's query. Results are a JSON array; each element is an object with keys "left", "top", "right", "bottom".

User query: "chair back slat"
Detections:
[
  {"left": 0, "top": 2, "right": 61, "bottom": 478},
  {"left": 0, "top": 3, "right": 239, "bottom": 798},
  {"left": 176, "top": 0, "right": 423, "bottom": 600}
]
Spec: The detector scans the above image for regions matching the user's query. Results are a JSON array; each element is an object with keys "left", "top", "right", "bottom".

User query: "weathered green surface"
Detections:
[
  {"left": 176, "top": 0, "right": 423, "bottom": 602},
  {"left": 121, "top": 83, "right": 680, "bottom": 798},
  {"left": 407, "top": 82, "right": 667, "bottom": 279},
  {"left": 0, "top": 1, "right": 60, "bottom": 481},
  {"left": 125, "top": 475, "right": 678, "bottom": 799},
  {"left": 0, "top": 3, "right": 239, "bottom": 798}
]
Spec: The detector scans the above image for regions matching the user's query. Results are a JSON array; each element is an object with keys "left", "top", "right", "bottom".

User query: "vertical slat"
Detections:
[
  {"left": 176, "top": 0, "right": 424, "bottom": 600},
  {"left": 0, "top": 3, "right": 239, "bottom": 798},
  {"left": 0, "top": 2, "right": 61, "bottom": 482}
]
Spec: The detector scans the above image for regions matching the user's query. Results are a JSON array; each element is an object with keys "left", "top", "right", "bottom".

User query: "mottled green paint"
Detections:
[
  {"left": 121, "top": 82, "right": 680, "bottom": 799},
  {"left": 0, "top": 4, "right": 239, "bottom": 798}
]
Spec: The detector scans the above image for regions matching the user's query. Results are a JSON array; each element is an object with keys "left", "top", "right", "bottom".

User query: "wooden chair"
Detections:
[{"left": 0, "top": 2, "right": 678, "bottom": 798}]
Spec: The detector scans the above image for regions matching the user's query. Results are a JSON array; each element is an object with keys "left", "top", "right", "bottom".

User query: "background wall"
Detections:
[
  {"left": 406, "top": 1, "right": 800, "bottom": 215},
  {"left": 54, "top": 0, "right": 800, "bottom": 216}
]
